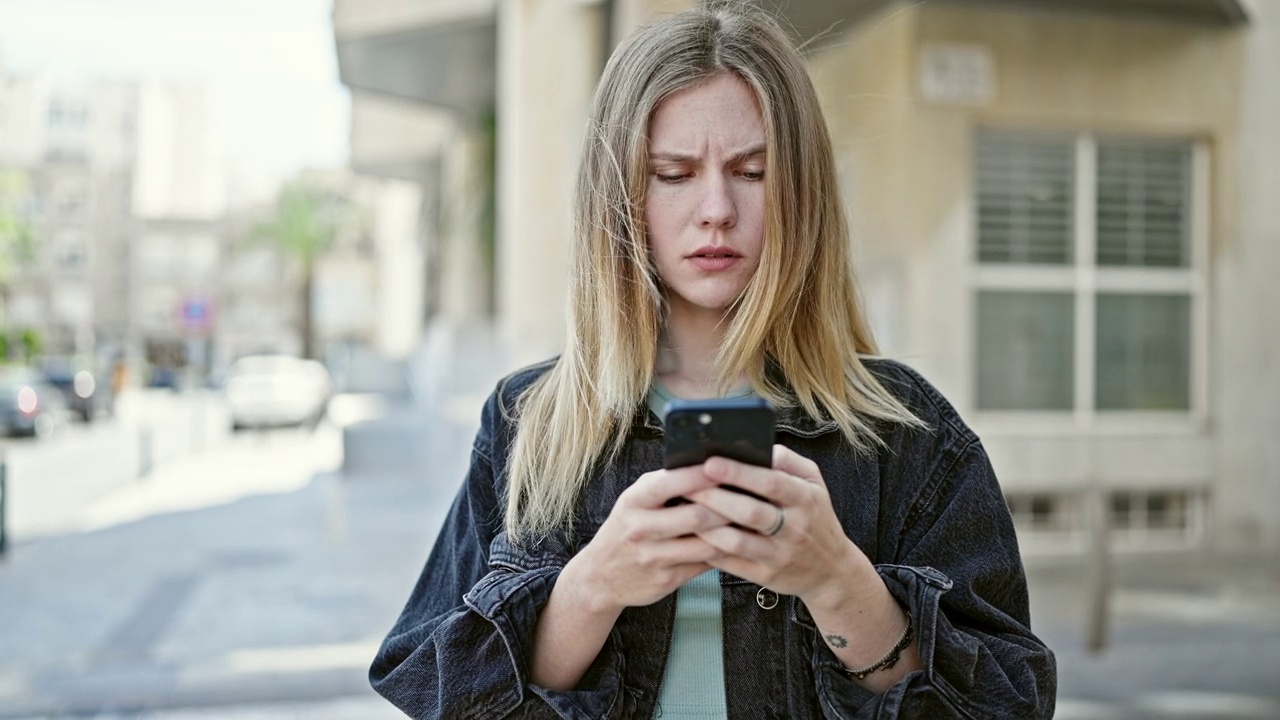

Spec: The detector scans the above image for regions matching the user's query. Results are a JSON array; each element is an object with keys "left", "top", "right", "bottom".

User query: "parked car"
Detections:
[
  {"left": 38, "top": 356, "right": 110, "bottom": 422},
  {"left": 0, "top": 368, "right": 69, "bottom": 438},
  {"left": 225, "top": 355, "right": 332, "bottom": 431}
]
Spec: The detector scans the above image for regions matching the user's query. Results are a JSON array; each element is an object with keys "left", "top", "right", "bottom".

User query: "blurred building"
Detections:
[
  {"left": 0, "top": 71, "right": 227, "bottom": 380},
  {"left": 0, "top": 77, "right": 139, "bottom": 358},
  {"left": 333, "top": 0, "right": 1280, "bottom": 553}
]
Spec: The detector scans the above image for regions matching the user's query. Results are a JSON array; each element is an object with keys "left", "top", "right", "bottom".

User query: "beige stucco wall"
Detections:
[{"left": 809, "top": 2, "right": 1270, "bottom": 549}]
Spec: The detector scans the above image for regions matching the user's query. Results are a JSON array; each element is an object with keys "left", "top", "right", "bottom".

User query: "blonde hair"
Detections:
[{"left": 504, "top": 2, "right": 922, "bottom": 541}]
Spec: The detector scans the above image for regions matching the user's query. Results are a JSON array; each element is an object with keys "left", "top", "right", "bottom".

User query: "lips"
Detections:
[
  {"left": 686, "top": 246, "right": 743, "bottom": 272},
  {"left": 688, "top": 246, "right": 742, "bottom": 259}
]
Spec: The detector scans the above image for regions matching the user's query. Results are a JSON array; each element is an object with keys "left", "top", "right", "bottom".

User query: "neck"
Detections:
[{"left": 656, "top": 299, "right": 739, "bottom": 398}]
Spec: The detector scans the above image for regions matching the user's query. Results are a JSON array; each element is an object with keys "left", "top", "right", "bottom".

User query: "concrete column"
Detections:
[
  {"left": 439, "top": 125, "right": 493, "bottom": 324},
  {"left": 373, "top": 179, "right": 426, "bottom": 359},
  {"left": 1213, "top": 0, "right": 1280, "bottom": 550},
  {"left": 496, "top": 0, "right": 604, "bottom": 366},
  {"left": 495, "top": 0, "right": 700, "bottom": 367}
]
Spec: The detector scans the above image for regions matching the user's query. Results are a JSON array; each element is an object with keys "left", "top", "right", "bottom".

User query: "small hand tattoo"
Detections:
[{"left": 825, "top": 634, "right": 848, "bottom": 649}]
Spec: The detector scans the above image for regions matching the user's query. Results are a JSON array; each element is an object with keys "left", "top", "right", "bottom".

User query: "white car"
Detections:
[{"left": 226, "top": 355, "right": 332, "bottom": 430}]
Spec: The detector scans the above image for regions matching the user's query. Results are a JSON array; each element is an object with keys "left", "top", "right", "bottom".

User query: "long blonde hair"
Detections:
[{"left": 504, "top": 3, "right": 922, "bottom": 541}]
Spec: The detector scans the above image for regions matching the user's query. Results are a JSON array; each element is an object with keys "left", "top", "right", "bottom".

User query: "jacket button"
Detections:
[{"left": 756, "top": 587, "right": 779, "bottom": 610}]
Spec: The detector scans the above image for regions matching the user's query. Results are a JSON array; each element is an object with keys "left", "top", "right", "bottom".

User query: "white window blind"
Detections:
[
  {"left": 1096, "top": 139, "right": 1191, "bottom": 267},
  {"left": 975, "top": 131, "right": 1074, "bottom": 264},
  {"left": 973, "top": 130, "right": 1202, "bottom": 416}
]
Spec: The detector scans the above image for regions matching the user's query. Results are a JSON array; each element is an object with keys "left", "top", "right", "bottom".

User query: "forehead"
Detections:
[{"left": 647, "top": 73, "right": 765, "bottom": 154}]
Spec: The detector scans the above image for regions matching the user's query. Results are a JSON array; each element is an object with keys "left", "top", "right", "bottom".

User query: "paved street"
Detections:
[
  {"left": 0, "top": 382, "right": 475, "bottom": 719},
  {"left": 2, "top": 390, "right": 233, "bottom": 541},
  {"left": 1, "top": 365, "right": 1278, "bottom": 719}
]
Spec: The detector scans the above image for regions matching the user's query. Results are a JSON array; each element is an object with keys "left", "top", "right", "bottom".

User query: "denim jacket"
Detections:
[{"left": 370, "top": 359, "right": 1057, "bottom": 719}]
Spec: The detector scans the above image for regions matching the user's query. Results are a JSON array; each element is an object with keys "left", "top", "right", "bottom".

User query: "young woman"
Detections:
[{"left": 371, "top": 5, "right": 1056, "bottom": 718}]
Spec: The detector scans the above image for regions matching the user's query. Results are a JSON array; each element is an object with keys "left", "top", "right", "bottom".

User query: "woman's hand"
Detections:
[
  {"left": 565, "top": 466, "right": 731, "bottom": 613},
  {"left": 687, "top": 445, "right": 922, "bottom": 688},
  {"left": 532, "top": 468, "right": 730, "bottom": 690},
  {"left": 686, "top": 444, "right": 870, "bottom": 607}
]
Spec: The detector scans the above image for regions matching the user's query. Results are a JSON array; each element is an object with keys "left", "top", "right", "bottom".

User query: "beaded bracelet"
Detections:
[{"left": 844, "top": 609, "right": 914, "bottom": 680}]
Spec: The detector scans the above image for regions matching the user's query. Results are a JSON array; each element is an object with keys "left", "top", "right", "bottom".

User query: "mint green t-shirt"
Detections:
[{"left": 647, "top": 382, "right": 752, "bottom": 719}]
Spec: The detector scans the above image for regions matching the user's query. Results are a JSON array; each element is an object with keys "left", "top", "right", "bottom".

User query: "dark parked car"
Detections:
[
  {"left": 39, "top": 356, "right": 110, "bottom": 422},
  {"left": 0, "top": 368, "right": 69, "bottom": 438}
]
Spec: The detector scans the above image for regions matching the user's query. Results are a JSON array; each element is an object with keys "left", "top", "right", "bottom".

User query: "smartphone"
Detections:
[
  {"left": 663, "top": 396, "right": 775, "bottom": 470},
  {"left": 662, "top": 398, "right": 775, "bottom": 507}
]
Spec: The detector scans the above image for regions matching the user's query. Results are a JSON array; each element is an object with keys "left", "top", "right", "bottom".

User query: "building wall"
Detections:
[
  {"left": 809, "top": 2, "right": 1272, "bottom": 551},
  {"left": 0, "top": 73, "right": 48, "bottom": 167}
]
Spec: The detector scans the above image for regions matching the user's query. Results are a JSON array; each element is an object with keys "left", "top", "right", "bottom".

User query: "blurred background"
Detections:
[{"left": 0, "top": 0, "right": 1277, "bottom": 718}]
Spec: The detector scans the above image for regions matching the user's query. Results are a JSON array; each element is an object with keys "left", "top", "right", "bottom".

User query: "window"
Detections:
[
  {"left": 974, "top": 130, "right": 1204, "bottom": 417},
  {"left": 1007, "top": 489, "right": 1200, "bottom": 548},
  {"left": 1110, "top": 490, "right": 1193, "bottom": 534},
  {"left": 1007, "top": 492, "right": 1080, "bottom": 534}
]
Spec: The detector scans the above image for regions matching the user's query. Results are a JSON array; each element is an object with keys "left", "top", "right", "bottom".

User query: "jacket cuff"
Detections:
[
  {"left": 804, "top": 564, "right": 972, "bottom": 717},
  {"left": 464, "top": 567, "right": 628, "bottom": 720}
]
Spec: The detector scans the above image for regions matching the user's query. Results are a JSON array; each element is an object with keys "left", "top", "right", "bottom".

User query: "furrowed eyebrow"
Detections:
[{"left": 650, "top": 144, "right": 767, "bottom": 165}]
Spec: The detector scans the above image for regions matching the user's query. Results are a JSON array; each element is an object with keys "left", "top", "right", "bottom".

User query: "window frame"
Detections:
[{"left": 971, "top": 131, "right": 1210, "bottom": 435}]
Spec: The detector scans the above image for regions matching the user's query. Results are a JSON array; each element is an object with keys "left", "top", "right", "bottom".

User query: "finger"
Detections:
[
  {"left": 625, "top": 466, "right": 717, "bottom": 509},
  {"left": 697, "top": 525, "right": 776, "bottom": 560},
  {"left": 628, "top": 502, "right": 732, "bottom": 542},
  {"left": 686, "top": 487, "right": 782, "bottom": 535},
  {"left": 702, "top": 457, "right": 806, "bottom": 506},
  {"left": 706, "top": 555, "right": 766, "bottom": 585},
  {"left": 645, "top": 536, "right": 724, "bottom": 566},
  {"left": 668, "top": 562, "right": 716, "bottom": 588},
  {"left": 772, "top": 444, "right": 825, "bottom": 486}
]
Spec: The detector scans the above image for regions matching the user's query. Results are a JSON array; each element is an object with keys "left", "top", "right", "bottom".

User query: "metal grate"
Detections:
[
  {"left": 1096, "top": 139, "right": 1191, "bottom": 267},
  {"left": 976, "top": 130, "right": 1075, "bottom": 265}
]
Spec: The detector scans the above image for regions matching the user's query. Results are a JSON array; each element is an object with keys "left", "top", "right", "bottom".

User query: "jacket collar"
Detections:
[{"left": 633, "top": 360, "right": 839, "bottom": 438}]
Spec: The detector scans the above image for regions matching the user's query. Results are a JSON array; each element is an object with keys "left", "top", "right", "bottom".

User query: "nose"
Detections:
[{"left": 696, "top": 174, "right": 737, "bottom": 230}]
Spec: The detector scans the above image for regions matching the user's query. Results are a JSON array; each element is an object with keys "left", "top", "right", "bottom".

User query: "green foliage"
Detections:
[
  {"left": 0, "top": 170, "right": 36, "bottom": 284},
  {"left": 19, "top": 328, "right": 40, "bottom": 358},
  {"left": 252, "top": 183, "right": 348, "bottom": 264}
]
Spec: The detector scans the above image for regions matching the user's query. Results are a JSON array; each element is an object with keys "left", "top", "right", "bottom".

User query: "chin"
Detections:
[{"left": 671, "top": 291, "right": 743, "bottom": 314}]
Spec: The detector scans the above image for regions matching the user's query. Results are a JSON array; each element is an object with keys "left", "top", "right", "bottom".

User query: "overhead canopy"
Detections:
[
  {"left": 778, "top": 0, "right": 1248, "bottom": 49},
  {"left": 336, "top": 11, "right": 497, "bottom": 115}
]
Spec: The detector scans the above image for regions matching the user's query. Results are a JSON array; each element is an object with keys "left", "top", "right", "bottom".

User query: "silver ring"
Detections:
[{"left": 763, "top": 506, "right": 785, "bottom": 537}]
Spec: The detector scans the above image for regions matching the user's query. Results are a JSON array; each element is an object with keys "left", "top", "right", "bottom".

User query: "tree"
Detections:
[
  {"left": 0, "top": 170, "right": 36, "bottom": 357},
  {"left": 252, "top": 181, "right": 359, "bottom": 360}
]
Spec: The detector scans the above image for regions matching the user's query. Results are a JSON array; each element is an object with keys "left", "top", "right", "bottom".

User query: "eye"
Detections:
[
  {"left": 654, "top": 172, "right": 691, "bottom": 184},
  {"left": 739, "top": 169, "right": 765, "bottom": 181}
]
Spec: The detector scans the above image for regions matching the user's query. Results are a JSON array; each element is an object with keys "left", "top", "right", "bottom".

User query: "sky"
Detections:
[{"left": 0, "top": 0, "right": 350, "bottom": 203}]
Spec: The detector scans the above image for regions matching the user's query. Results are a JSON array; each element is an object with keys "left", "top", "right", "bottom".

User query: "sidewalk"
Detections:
[
  {"left": 0, "top": 429, "right": 475, "bottom": 719},
  {"left": 0, "top": 325, "right": 513, "bottom": 719}
]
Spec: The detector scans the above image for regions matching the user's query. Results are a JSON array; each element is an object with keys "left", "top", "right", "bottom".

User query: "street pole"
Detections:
[
  {"left": 138, "top": 426, "right": 153, "bottom": 479},
  {"left": 0, "top": 453, "right": 8, "bottom": 557},
  {"left": 1085, "top": 440, "right": 1111, "bottom": 654},
  {"left": 191, "top": 392, "right": 203, "bottom": 453}
]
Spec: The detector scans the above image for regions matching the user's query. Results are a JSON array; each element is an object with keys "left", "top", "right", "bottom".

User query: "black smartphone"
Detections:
[{"left": 662, "top": 397, "right": 775, "bottom": 505}]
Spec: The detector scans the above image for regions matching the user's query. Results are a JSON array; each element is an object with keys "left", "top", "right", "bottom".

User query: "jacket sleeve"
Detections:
[
  {"left": 811, "top": 439, "right": 1057, "bottom": 719},
  {"left": 368, "top": 388, "right": 630, "bottom": 720}
]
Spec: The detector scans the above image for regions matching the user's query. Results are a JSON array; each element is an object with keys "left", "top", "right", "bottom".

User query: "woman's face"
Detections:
[{"left": 644, "top": 73, "right": 766, "bottom": 318}]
